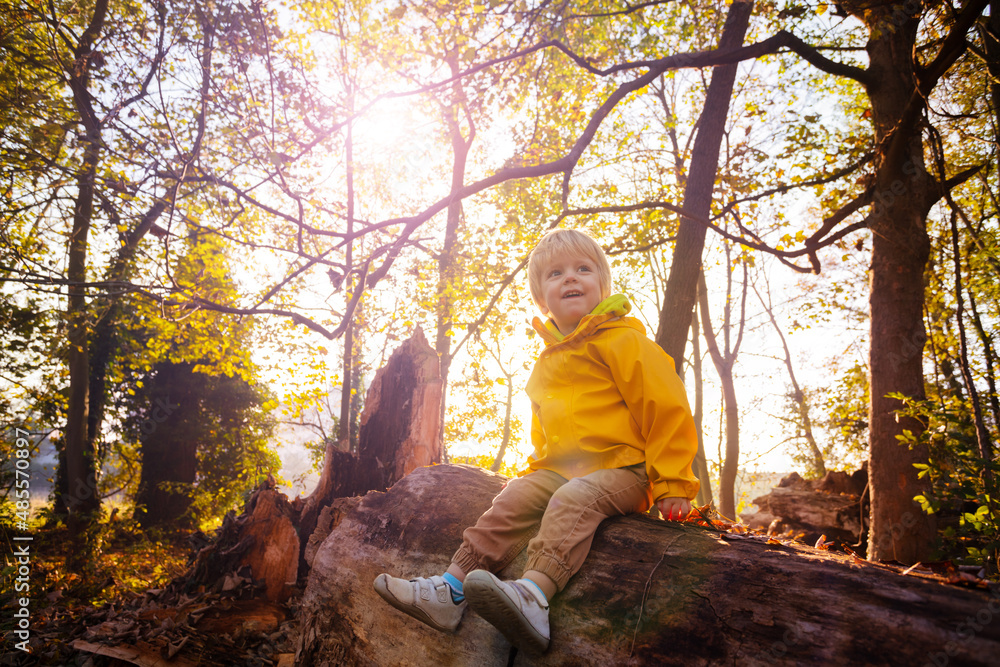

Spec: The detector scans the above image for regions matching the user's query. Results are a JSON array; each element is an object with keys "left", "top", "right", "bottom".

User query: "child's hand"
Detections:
[{"left": 657, "top": 497, "right": 691, "bottom": 522}]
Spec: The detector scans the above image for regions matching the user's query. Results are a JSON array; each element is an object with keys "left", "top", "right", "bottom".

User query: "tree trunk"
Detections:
[
  {"left": 349, "top": 301, "right": 365, "bottom": 450},
  {"left": 340, "top": 319, "right": 356, "bottom": 447},
  {"left": 793, "top": 388, "right": 825, "bottom": 478},
  {"left": 86, "top": 303, "right": 121, "bottom": 474},
  {"left": 698, "top": 267, "right": 744, "bottom": 520},
  {"left": 983, "top": 0, "right": 1000, "bottom": 166},
  {"left": 490, "top": 374, "right": 515, "bottom": 473},
  {"left": 296, "top": 464, "right": 1000, "bottom": 666},
  {"left": 717, "top": 370, "right": 740, "bottom": 520},
  {"left": 436, "top": 54, "right": 475, "bottom": 458},
  {"left": 655, "top": 0, "right": 753, "bottom": 370},
  {"left": 748, "top": 469, "right": 868, "bottom": 552},
  {"left": 949, "top": 211, "right": 995, "bottom": 493},
  {"left": 63, "top": 0, "right": 111, "bottom": 537},
  {"left": 339, "top": 113, "right": 357, "bottom": 449},
  {"left": 689, "top": 302, "right": 713, "bottom": 506},
  {"left": 187, "top": 478, "right": 300, "bottom": 603},
  {"left": 861, "top": 1, "right": 938, "bottom": 564},
  {"left": 757, "top": 283, "right": 826, "bottom": 477},
  {"left": 968, "top": 291, "right": 1000, "bottom": 430}
]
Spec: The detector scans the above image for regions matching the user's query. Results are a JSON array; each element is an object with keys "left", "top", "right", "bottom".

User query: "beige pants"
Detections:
[{"left": 451, "top": 464, "right": 653, "bottom": 592}]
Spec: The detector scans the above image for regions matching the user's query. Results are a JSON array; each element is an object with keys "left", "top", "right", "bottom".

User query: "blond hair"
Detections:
[{"left": 527, "top": 228, "right": 612, "bottom": 308}]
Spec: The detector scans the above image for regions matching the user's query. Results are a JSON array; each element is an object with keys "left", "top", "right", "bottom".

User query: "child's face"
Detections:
[{"left": 537, "top": 251, "right": 604, "bottom": 335}]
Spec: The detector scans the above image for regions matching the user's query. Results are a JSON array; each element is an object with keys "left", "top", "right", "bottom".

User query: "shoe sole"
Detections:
[
  {"left": 372, "top": 575, "right": 459, "bottom": 633},
  {"left": 464, "top": 572, "right": 549, "bottom": 654}
]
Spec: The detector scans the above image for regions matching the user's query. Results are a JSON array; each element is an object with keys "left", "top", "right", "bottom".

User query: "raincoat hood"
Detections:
[{"left": 532, "top": 293, "right": 636, "bottom": 345}]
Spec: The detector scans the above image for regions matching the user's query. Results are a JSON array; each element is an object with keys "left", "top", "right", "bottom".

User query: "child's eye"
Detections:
[{"left": 579, "top": 265, "right": 591, "bottom": 272}]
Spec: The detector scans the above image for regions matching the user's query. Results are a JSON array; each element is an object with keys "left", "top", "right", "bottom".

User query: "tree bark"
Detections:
[
  {"left": 435, "top": 53, "right": 475, "bottom": 458},
  {"left": 655, "top": 0, "right": 753, "bottom": 371},
  {"left": 187, "top": 479, "right": 300, "bottom": 604},
  {"left": 490, "top": 371, "right": 515, "bottom": 473},
  {"left": 689, "top": 301, "right": 713, "bottom": 507},
  {"left": 860, "top": 0, "right": 940, "bottom": 564},
  {"left": 297, "top": 329, "right": 443, "bottom": 560},
  {"left": 339, "top": 112, "right": 357, "bottom": 449},
  {"left": 698, "top": 267, "right": 745, "bottom": 520},
  {"left": 296, "top": 464, "right": 1000, "bottom": 666},
  {"left": 756, "top": 283, "right": 825, "bottom": 477},
  {"left": 63, "top": 0, "right": 111, "bottom": 536}
]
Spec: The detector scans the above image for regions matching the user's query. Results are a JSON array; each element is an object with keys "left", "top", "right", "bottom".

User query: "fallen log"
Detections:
[
  {"left": 296, "top": 464, "right": 1000, "bottom": 666},
  {"left": 746, "top": 467, "right": 869, "bottom": 555}
]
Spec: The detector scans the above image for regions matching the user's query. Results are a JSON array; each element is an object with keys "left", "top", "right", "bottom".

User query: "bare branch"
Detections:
[
  {"left": 918, "top": 0, "right": 990, "bottom": 94},
  {"left": 554, "top": 200, "right": 843, "bottom": 273},
  {"left": 564, "top": 0, "right": 677, "bottom": 20},
  {"left": 183, "top": 296, "right": 340, "bottom": 338},
  {"left": 450, "top": 257, "right": 529, "bottom": 358},
  {"left": 718, "top": 152, "right": 875, "bottom": 219}
]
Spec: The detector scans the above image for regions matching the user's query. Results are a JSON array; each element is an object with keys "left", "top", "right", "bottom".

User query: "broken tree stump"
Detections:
[
  {"left": 296, "top": 464, "right": 1000, "bottom": 666},
  {"left": 186, "top": 476, "right": 300, "bottom": 602},
  {"left": 186, "top": 330, "right": 442, "bottom": 601},
  {"left": 297, "top": 328, "right": 443, "bottom": 558},
  {"left": 241, "top": 489, "right": 300, "bottom": 602}
]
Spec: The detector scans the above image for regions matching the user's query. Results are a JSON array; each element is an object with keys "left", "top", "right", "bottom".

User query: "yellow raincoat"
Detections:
[{"left": 523, "top": 294, "right": 700, "bottom": 502}]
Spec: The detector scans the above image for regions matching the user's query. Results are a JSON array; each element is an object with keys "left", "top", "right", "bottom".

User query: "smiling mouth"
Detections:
[{"left": 562, "top": 291, "right": 584, "bottom": 298}]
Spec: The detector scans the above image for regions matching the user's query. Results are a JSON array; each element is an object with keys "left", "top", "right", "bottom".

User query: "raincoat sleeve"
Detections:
[
  {"left": 606, "top": 331, "right": 700, "bottom": 502},
  {"left": 525, "top": 404, "right": 546, "bottom": 470}
]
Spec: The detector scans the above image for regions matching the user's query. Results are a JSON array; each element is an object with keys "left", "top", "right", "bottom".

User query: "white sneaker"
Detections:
[
  {"left": 464, "top": 570, "right": 550, "bottom": 653},
  {"left": 373, "top": 574, "right": 467, "bottom": 632}
]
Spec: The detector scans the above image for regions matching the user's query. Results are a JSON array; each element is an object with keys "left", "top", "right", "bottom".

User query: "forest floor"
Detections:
[{"left": 1, "top": 521, "right": 298, "bottom": 666}]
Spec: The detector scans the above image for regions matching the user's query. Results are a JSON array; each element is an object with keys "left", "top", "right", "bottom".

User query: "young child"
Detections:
[{"left": 374, "top": 228, "right": 699, "bottom": 654}]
